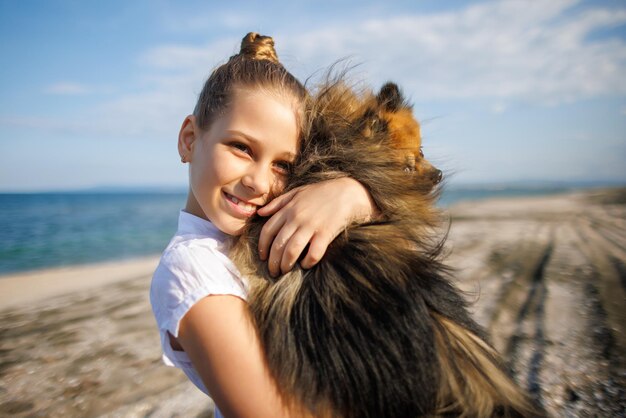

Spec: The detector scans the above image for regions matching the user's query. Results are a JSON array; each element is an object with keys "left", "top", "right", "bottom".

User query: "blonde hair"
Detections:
[{"left": 193, "top": 32, "right": 306, "bottom": 130}]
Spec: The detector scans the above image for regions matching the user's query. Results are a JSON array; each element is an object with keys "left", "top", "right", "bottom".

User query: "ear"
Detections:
[
  {"left": 178, "top": 115, "right": 199, "bottom": 162},
  {"left": 376, "top": 82, "right": 403, "bottom": 111},
  {"left": 360, "top": 107, "right": 379, "bottom": 138}
]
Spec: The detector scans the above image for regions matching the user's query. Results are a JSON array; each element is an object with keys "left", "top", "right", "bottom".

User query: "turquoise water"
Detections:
[
  {"left": 0, "top": 185, "right": 596, "bottom": 274},
  {"left": 0, "top": 193, "right": 186, "bottom": 274}
]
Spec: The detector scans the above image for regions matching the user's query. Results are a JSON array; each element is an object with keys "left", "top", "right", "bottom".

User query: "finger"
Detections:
[
  {"left": 256, "top": 189, "right": 297, "bottom": 216},
  {"left": 279, "top": 228, "right": 314, "bottom": 275},
  {"left": 268, "top": 223, "right": 299, "bottom": 277},
  {"left": 258, "top": 212, "right": 287, "bottom": 261},
  {"left": 299, "top": 231, "right": 334, "bottom": 270}
]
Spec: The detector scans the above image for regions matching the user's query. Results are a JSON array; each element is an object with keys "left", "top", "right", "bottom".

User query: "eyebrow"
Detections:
[
  {"left": 227, "top": 130, "right": 296, "bottom": 160},
  {"left": 227, "top": 129, "right": 260, "bottom": 144}
]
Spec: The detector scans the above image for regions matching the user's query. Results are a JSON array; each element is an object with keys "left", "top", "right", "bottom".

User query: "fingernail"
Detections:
[{"left": 270, "top": 260, "right": 280, "bottom": 277}]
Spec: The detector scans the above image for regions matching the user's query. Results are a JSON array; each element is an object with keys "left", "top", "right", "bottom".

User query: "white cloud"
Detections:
[
  {"left": 571, "top": 131, "right": 592, "bottom": 141},
  {"left": 159, "top": 9, "right": 255, "bottom": 34},
  {"left": 44, "top": 82, "right": 92, "bottom": 95},
  {"left": 490, "top": 103, "right": 507, "bottom": 114},
  {"left": 278, "top": 0, "right": 626, "bottom": 104},
  {"left": 139, "top": 38, "right": 236, "bottom": 72},
  {"left": 0, "top": 116, "right": 88, "bottom": 133},
  {"left": 11, "top": 0, "right": 626, "bottom": 140},
  {"left": 135, "top": 0, "right": 626, "bottom": 108}
]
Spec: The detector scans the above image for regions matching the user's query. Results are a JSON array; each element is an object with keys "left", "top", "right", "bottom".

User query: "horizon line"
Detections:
[{"left": 1, "top": 179, "right": 625, "bottom": 194}]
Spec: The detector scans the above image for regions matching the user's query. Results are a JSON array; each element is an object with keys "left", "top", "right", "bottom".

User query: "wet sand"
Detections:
[{"left": 1, "top": 188, "right": 624, "bottom": 417}]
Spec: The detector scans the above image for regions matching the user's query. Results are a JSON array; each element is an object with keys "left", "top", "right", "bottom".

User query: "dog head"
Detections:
[{"left": 362, "top": 82, "right": 442, "bottom": 186}]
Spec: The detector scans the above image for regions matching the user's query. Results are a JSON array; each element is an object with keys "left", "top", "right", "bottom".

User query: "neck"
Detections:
[{"left": 184, "top": 188, "right": 208, "bottom": 221}]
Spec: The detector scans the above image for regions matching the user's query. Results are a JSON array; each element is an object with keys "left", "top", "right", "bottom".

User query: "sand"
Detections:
[
  {"left": 1, "top": 187, "right": 624, "bottom": 417},
  {"left": 0, "top": 257, "right": 161, "bottom": 310}
]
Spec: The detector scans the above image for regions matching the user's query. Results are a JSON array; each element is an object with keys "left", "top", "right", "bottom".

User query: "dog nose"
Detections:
[{"left": 431, "top": 169, "right": 443, "bottom": 184}]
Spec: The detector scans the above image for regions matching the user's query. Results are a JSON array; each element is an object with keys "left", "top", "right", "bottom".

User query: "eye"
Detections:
[
  {"left": 273, "top": 161, "right": 292, "bottom": 175},
  {"left": 229, "top": 142, "right": 251, "bottom": 154}
]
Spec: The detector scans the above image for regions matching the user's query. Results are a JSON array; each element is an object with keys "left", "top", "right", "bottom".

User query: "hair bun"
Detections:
[{"left": 240, "top": 32, "right": 279, "bottom": 64}]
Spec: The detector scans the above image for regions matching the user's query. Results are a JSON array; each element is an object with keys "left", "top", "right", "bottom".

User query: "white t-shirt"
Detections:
[{"left": 150, "top": 210, "right": 248, "bottom": 418}]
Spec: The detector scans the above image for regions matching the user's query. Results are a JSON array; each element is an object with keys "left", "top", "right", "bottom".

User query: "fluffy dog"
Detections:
[{"left": 230, "top": 80, "right": 537, "bottom": 417}]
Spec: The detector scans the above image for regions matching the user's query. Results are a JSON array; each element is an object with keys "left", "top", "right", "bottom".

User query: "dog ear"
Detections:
[
  {"left": 360, "top": 107, "right": 388, "bottom": 138},
  {"left": 377, "top": 82, "right": 403, "bottom": 111}
]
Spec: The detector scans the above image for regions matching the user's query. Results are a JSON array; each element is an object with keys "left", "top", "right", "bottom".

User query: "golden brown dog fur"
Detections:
[
  {"left": 364, "top": 82, "right": 442, "bottom": 185},
  {"left": 230, "top": 80, "right": 539, "bottom": 417}
]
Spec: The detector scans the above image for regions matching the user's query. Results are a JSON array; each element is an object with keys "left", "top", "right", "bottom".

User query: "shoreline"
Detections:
[
  {"left": 0, "top": 255, "right": 160, "bottom": 310},
  {"left": 0, "top": 186, "right": 623, "bottom": 311}
]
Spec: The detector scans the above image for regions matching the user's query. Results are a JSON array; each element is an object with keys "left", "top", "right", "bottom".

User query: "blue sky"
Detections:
[{"left": 1, "top": 0, "right": 625, "bottom": 191}]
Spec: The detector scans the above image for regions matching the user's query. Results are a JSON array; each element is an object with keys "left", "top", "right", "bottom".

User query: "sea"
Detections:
[{"left": 0, "top": 183, "right": 619, "bottom": 275}]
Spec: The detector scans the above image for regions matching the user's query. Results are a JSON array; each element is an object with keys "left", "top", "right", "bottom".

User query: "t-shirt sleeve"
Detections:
[{"left": 150, "top": 242, "right": 247, "bottom": 339}]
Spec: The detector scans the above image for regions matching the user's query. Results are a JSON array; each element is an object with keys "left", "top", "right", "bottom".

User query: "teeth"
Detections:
[
  {"left": 227, "top": 193, "right": 255, "bottom": 213},
  {"left": 239, "top": 202, "right": 255, "bottom": 212}
]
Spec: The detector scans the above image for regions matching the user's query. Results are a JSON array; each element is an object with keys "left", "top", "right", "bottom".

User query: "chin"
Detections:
[{"left": 217, "top": 219, "right": 246, "bottom": 237}]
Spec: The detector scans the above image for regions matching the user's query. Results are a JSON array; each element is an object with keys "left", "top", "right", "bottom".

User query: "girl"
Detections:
[{"left": 150, "top": 33, "right": 377, "bottom": 418}]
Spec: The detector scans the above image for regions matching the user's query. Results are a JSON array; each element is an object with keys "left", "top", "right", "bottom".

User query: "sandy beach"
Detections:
[{"left": 1, "top": 188, "right": 624, "bottom": 417}]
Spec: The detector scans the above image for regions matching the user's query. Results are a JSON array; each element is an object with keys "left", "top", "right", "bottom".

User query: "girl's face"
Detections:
[{"left": 180, "top": 89, "right": 299, "bottom": 235}]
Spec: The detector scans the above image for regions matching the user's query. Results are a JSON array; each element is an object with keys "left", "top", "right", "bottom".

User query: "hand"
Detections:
[{"left": 256, "top": 177, "right": 379, "bottom": 276}]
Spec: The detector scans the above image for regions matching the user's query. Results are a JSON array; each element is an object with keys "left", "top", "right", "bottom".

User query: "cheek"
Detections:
[
  {"left": 208, "top": 157, "right": 233, "bottom": 185},
  {"left": 192, "top": 150, "right": 234, "bottom": 191},
  {"left": 190, "top": 159, "right": 216, "bottom": 194}
]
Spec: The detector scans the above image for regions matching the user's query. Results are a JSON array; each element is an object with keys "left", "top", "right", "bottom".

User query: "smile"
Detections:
[{"left": 223, "top": 191, "right": 258, "bottom": 216}]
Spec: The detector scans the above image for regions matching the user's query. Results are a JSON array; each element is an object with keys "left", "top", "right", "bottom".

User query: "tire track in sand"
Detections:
[
  {"left": 486, "top": 225, "right": 554, "bottom": 409},
  {"left": 577, "top": 218, "right": 626, "bottom": 365},
  {"left": 539, "top": 218, "right": 626, "bottom": 416}
]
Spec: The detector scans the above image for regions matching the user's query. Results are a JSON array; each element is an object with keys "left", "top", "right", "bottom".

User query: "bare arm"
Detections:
[
  {"left": 177, "top": 295, "right": 304, "bottom": 418},
  {"left": 257, "top": 177, "right": 379, "bottom": 276}
]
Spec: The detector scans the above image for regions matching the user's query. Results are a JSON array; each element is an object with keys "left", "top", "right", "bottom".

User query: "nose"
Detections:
[
  {"left": 241, "top": 164, "right": 272, "bottom": 196},
  {"left": 431, "top": 169, "right": 443, "bottom": 184}
]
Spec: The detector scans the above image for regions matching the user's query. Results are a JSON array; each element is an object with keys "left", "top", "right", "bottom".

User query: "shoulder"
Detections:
[
  {"left": 160, "top": 238, "right": 232, "bottom": 281},
  {"left": 150, "top": 238, "right": 247, "bottom": 316}
]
